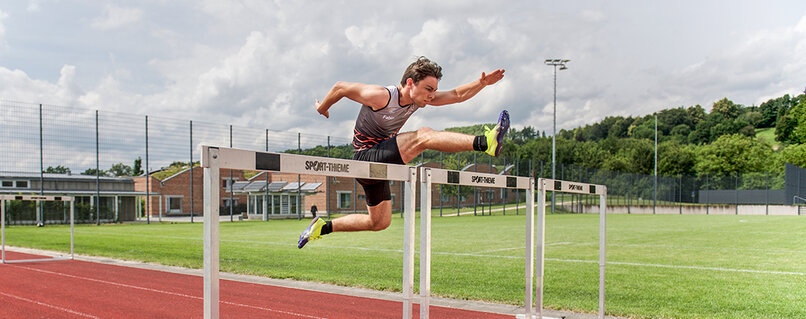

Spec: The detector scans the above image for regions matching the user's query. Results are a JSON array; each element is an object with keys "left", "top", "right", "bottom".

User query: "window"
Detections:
[
  {"left": 357, "top": 195, "right": 366, "bottom": 201},
  {"left": 289, "top": 195, "right": 298, "bottom": 215},
  {"left": 272, "top": 195, "right": 281, "bottom": 214},
  {"left": 167, "top": 196, "right": 182, "bottom": 213},
  {"left": 223, "top": 198, "right": 238, "bottom": 207},
  {"left": 337, "top": 191, "right": 352, "bottom": 209},
  {"left": 16, "top": 181, "right": 28, "bottom": 188},
  {"left": 1, "top": 181, "right": 12, "bottom": 188}
]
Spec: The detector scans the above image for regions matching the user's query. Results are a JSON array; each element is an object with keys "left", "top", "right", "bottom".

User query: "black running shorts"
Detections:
[{"left": 352, "top": 136, "right": 404, "bottom": 207}]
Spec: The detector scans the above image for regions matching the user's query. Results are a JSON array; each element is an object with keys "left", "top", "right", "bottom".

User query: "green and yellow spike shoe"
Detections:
[
  {"left": 484, "top": 110, "right": 510, "bottom": 157},
  {"left": 297, "top": 217, "right": 326, "bottom": 249}
]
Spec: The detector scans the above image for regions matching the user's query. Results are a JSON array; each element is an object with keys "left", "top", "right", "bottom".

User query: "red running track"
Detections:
[{"left": 0, "top": 251, "right": 512, "bottom": 318}]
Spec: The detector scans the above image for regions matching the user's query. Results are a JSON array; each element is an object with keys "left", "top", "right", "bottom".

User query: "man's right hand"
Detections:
[{"left": 315, "top": 99, "right": 329, "bottom": 118}]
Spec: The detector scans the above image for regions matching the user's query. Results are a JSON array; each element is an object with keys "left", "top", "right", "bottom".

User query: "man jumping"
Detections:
[{"left": 298, "top": 56, "right": 509, "bottom": 248}]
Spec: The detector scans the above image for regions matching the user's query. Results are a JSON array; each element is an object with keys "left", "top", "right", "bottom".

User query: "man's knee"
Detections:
[
  {"left": 367, "top": 201, "right": 392, "bottom": 231},
  {"left": 415, "top": 127, "right": 435, "bottom": 146},
  {"left": 417, "top": 126, "right": 435, "bottom": 136},
  {"left": 370, "top": 217, "right": 391, "bottom": 231}
]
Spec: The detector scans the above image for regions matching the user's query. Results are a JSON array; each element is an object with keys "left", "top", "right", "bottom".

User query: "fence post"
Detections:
[
  {"left": 190, "top": 121, "right": 194, "bottom": 223},
  {"left": 230, "top": 125, "right": 234, "bottom": 222},
  {"left": 145, "top": 115, "right": 149, "bottom": 224},
  {"left": 96, "top": 110, "right": 100, "bottom": 225},
  {"left": 503, "top": 157, "right": 507, "bottom": 215},
  {"left": 735, "top": 172, "right": 739, "bottom": 215},
  {"left": 474, "top": 153, "right": 477, "bottom": 216},
  {"left": 272, "top": 129, "right": 274, "bottom": 221},
  {"left": 489, "top": 155, "right": 493, "bottom": 215},
  {"left": 765, "top": 172, "right": 769, "bottom": 216},
  {"left": 705, "top": 175, "right": 709, "bottom": 215},
  {"left": 457, "top": 153, "right": 460, "bottom": 217},
  {"left": 679, "top": 176, "right": 682, "bottom": 214},
  {"left": 327, "top": 136, "right": 331, "bottom": 219},
  {"left": 516, "top": 158, "right": 519, "bottom": 215},
  {"left": 39, "top": 104, "right": 44, "bottom": 225}
]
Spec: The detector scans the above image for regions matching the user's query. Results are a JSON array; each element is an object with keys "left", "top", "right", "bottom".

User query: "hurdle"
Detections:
[
  {"left": 1, "top": 195, "right": 75, "bottom": 263},
  {"left": 200, "top": 146, "right": 418, "bottom": 319},
  {"left": 419, "top": 167, "right": 534, "bottom": 318},
  {"left": 536, "top": 179, "right": 607, "bottom": 319}
]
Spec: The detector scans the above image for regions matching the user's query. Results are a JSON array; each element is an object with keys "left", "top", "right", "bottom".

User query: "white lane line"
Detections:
[
  {"left": 0, "top": 291, "right": 100, "bottom": 319},
  {"left": 473, "top": 247, "right": 523, "bottom": 254},
  {"left": 545, "top": 258, "right": 806, "bottom": 276},
  {"left": 10, "top": 265, "right": 326, "bottom": 319}
]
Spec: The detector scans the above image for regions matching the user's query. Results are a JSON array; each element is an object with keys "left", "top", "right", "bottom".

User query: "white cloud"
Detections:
[
  {"left": 0, "top": 65, "right": 85, "bottom": 105},
  {"left": 27, "top": 1, "right": 41, "bottom": 12},
  {"left": 0, "top": 10, "right": 8, "bottom": 48},
  {"left": 91, "top": 5, "right": 143, "bottom": 30}
]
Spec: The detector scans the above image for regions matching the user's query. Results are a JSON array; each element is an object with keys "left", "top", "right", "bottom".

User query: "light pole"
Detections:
[{"left": 545, "top": 59, "right": 569, "bottom": 214}]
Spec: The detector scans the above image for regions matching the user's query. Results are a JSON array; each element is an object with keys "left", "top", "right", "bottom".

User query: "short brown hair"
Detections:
[{"left": 400, "top": 56, "right": 442, "bottom": 85}]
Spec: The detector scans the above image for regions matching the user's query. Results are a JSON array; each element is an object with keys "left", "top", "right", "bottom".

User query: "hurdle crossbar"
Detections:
[
  {"left": 1, "top": 195, "right": 75, "bottom": 264},
  {"left": 536, "top": 178, "right": 607, "bottom": 319},
  {"left": 200, "top": 146, "right": 418, "bottom": 319},
  {"left": 419, "top": 167, "right": 534, "bottom": 319}
]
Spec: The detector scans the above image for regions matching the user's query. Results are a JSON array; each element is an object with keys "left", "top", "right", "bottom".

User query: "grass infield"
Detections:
[{"left": 4, "top": 213, "right": 806, "bottom": 318}]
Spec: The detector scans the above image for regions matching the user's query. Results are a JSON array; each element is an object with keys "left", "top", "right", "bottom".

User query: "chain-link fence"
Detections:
[{"left": 2, "top": 100, "right": 803, "bottom": 224}]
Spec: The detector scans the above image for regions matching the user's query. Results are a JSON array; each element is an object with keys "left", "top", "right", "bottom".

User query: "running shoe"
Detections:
[
  {"left": 297, "top": 217, "right": 326, "bottom": 249},
  {"left": 484, "top": 110, "right": 510, "bottom": 157}
]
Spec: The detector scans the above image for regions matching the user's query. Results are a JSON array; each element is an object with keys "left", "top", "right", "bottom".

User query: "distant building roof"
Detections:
[
  {"left": 300, "top": 182, "right": 322, "bottom": 192},
  {"left": 268, "top": 182, "right": 287, "bottom": 192},
  {"left": 243, "top": 181, "right": 267, "bottom": 192},
  {"left": 0, "top": 172, "right": 133, "bottom": 182}
]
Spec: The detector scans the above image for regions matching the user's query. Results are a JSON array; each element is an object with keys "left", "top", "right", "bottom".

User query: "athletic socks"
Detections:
[
  {"left": 473, "top": 135, "right": 488, "bottom": 152},
  {"left": 321, "top": 220, "right": 333, "bottom": 235}
]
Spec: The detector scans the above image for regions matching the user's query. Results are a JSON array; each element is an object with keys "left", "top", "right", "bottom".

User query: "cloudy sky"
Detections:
[{"left": 2, "top": 0, "right": 805, "bottom": 141}]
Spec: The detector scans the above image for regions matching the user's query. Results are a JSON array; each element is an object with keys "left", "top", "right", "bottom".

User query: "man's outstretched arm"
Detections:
[
  {"left": 429, "top": 69, "right": 505, "bottom": 106},
  {"left": 316, "top": 82, "right": 390, "bottom": 118}
]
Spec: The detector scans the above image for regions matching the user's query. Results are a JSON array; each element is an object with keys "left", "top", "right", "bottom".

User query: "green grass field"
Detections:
[{"left": 4, "top": 213, "right": 806, "bottom": 318}]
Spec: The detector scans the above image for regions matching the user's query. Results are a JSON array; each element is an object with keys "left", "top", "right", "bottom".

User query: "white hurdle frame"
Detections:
[
  {"left": 419, "top": 167, "right": 534, "bottom": 319},
  {"left": 201, "top": 146, "right": 418, "bottom": 319},
  {"left": 1, "top": 195, "right": 75, "bottom": 263},
  {"left": 536, "top": 178, "right": 607, "bottom": 319}
]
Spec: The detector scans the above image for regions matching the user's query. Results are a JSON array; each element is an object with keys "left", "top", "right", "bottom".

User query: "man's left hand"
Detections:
[{"left": 480, "top": 69, "right": 505, "bottom": 86}]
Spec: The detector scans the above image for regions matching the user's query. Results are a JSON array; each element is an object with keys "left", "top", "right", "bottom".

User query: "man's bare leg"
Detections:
[
  {"left": 331, "top": 200, "right": 392, "bottom": 232},
  {"left": 396, "top": 127, "right": 475, "bottom": 163}
]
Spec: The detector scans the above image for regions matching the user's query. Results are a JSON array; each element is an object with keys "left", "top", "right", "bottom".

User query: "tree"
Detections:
[
  {"left": 658, "top": 141, "right": 696, "bottom": 176},
  {"left": 608, "top": 117, "right": 632, "bottom": 139},
  {"left": 82, "top": 168, "right": 108, "bottom": 176},
  {"left": 789, "top": 98, "right": 806, "bottom": 144},
  {"left": 758, "top": 94, "right": 790, "bottom": 128},
  {"left": 44, "top": 165, "right": 71, "bottom": 174},
  {"left": 711, "top": 98, "right": 740, "bottom": 119},
  {"left": 108, "top": 163, "right": 133, "bottom": 177},
  {"left": 694, "top": 134, "right": 774, "bottom": 176},
  {"left": 776, "top": 143, "right": 806, "bottom": 170},
  {"left": 133, "top": 157, "right": 143, "bottom": 176},
  {"left": 686, "top": 104, "right": 707, "bottom": 127}
]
